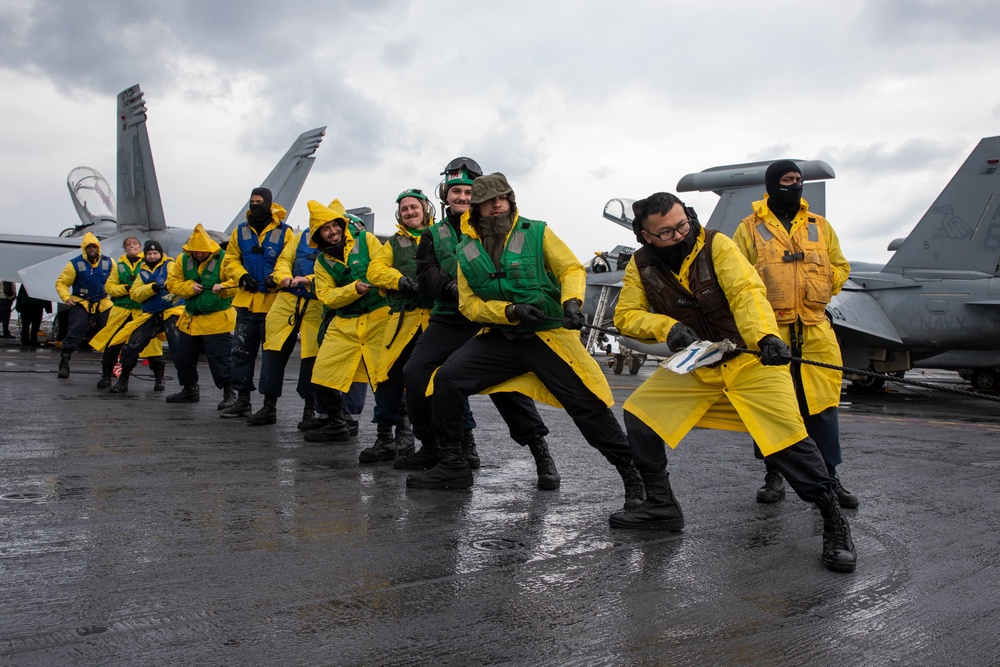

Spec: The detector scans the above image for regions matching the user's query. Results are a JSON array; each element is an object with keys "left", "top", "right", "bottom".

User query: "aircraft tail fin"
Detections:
[
  {"left": 883, "top": 136, "right": 1000, "bottom": 275},
  {"left": 115, "top": 85, "right": 167, "bottom": 234},
  {"left": 677, "top": 159, "right": 834, "bottom": 237},
  {"left": 224, "top": 127, "right": 327, "bottom": 234}
]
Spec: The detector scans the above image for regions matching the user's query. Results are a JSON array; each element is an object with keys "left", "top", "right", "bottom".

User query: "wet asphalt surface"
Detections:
[{"left": 1, "top": 340, "right": 998, "bottom": 666}]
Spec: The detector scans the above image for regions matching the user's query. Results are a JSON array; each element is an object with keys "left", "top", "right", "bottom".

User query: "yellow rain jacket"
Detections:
[
  {"left": 166, "top": 225, "right": 237, "bottom": 336},
  {"left": 109, "top": 255, "right": 185, "bottom": 345},
  {"left": 263, "top": 229, "right": 324, "bottom": 359},
  {"left": 615, "top": 229, "right": 808, "bottom": 455},
  {"left": 308, "top": 200, "right": 389, "bottom": 392},
  {"left": 55, "top": 232, "right": 113, "bottom": 314},
  {"left": 451, "top": 209, "right": 614, "bottom": 409},
  {"left": 733, "top": 196, "right": 850, "bottom": 414},
  {"left": 221, "top": 203, "right": 293, "bottom": 313},
  {"left": 90, "top": 253, "right": 162, "bottom": 356},
  {"left": 366, "top": 222, "right": 433, "bottom": 387}
]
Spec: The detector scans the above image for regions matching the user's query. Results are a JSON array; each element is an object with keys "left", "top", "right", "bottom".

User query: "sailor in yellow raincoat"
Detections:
[
  {"left": 355, "top": 188, "right": 437, "bottom": 463},
  {"left": 105, "top": 240, "right": 184, "bottom": 394},
  {"left": 90, "top": 236, "right": 162, "bottom": 389},
  {"left": 733, "top": 160, "right": 857, "bottom": 508},
  {"left": 219, "top": 187, "right": 295, "bottom": 418},
  {"left": 164, "top": 224, "right": 236, "bottom": 406},
  {"left": 405, "top": 173, "right": 645, "bottom": 512},
  {"left": 608, "top": 191, "right": 856, "bottom": 573},
  {"left": 54, "top": 232, "right": 113, "bottom": 378},
  {"left": 303, "top": 200, "right": 390, "bottom": 443}
]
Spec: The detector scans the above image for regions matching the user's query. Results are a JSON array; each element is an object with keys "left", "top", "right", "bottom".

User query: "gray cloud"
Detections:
[
  {"left": 819, "top": 138, "right": 963, "bottom": 174},
  {"left": 865, "top": 0, "right": 1000, "bottom": 44}
]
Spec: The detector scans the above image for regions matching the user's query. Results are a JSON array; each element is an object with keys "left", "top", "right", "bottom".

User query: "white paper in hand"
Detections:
[{"left": 661, "top": 340, "right": 737, "bottom": 374}]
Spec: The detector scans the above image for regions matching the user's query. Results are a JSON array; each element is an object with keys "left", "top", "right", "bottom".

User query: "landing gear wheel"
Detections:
[
  {"left": 851, "top": 370, "right": 885, "bottom": 392},
  {"left": 613, "top": 354, "right": 624, "bottom": 375},
  {"left": 971, "top": 369, "right": 999, "bottom": 391},
  {"left": 629, "top": 353, "right": 646, "bottom": 375}
]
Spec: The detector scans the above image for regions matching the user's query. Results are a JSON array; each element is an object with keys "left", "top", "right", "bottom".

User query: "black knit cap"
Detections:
[
  {"left": 251, "top": 187, "right": 273, "bottom": 208},
  {"left": 143, "top": 240, "right": 164, "bottom": 255}
]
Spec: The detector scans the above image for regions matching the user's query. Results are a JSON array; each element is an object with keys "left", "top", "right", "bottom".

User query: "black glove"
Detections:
[
  {"left": 666, "top": 322, "right": 699, "bottom": 352},
  {"left": 562, "top": 300, "right": 585, "bottom": 330},
  {"left": 239, "top": 274, "right": 260, "bottom": 291},
  {"left": 264, "top": 276, "right": 279, "bottom": 290},
  {"left": 397, "top": 276, "right": 418, "bottom": 295},
  {"left": 758, "top": 334, "right": 792, "bottom": 366},
  {"left": 444, "top": 280, "right": 459, "bottom": 300},
  {"left": 508, "top": 303, "right": 545, "bottom": 326},
  {"left": 150, "top": 282, "right": 162, "bottom": 294}
]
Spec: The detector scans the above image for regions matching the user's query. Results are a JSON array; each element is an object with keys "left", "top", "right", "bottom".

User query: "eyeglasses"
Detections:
[
  {"left": 441, "top": 157, "right": 483, "bottom": 179},
  {"left": 644, "top": 219, "right": 691, "bottom": 241}
]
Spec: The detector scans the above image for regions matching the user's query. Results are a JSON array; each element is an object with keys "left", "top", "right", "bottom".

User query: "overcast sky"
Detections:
[{"left": 2, "top": 0, "right": 999, "bottom": 265}]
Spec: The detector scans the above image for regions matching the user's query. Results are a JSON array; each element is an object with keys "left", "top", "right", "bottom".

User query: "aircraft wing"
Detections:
[
  {"left": 16, "top": 233, "right": 130, "bottom": 302},
  {"left": 827, "top": 284, "right": 904, "bottom": 346},
  {"left": 224, "top": 127, "right": 327, "bottom": 235},
  {"left": 0, "top": 235, "right": 82, "bottom": 282}
]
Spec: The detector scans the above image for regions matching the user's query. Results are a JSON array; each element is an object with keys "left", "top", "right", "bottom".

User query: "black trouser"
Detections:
[
  {"left": 0, "top": 299, "right": 11, "bottom": 334},
  {"left": 404, "top": 319, "right": 547, "bottom": 445},
  {"left": 296, "top": 356, "right": 317, "bottom": 403},
  {"left": 63, "top": 305, "right": 108, "bottom": 353},
  {"left": 624, "top": 411, "right": 836, "bottom": 502},
  {"left": 431, "top": 330, "right": 626, "bottom": 462},
  {"left": 173, "top": 330, "right": 233, "bottom": 389},
  {"left": 373, "top": 333, "right": 418, "bottom": 427},
  {"left": 231, "top": 308, "right": 267, "bottom": 393},
  {"left": 258, "top": 325, "right": 299, "bottom": 398},
  {"left": 18, "top": 307, "right": 44, "bottom": 345},
  {"left": 119, "top": 313, "right": 179, "bottom": 369}
]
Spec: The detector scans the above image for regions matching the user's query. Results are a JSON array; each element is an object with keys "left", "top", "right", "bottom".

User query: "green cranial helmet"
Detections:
[
  {"left": 395, "top": 188, "right": 433, "bottom": 225},
  {"left": 395, "top": 188, "right": 429, "bottom": 204},
  {"left": 438, "top": 157, "right": 483, "bottom": 201}
]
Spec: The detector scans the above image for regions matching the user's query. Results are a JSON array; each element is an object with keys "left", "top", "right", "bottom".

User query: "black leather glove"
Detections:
[
  {"left": 666, "top": 322, "right": 699, "bottom": 352},
  {"left": 562, "top": 300, "right": 585, "bottom": 330},
  {"left": 758, "top": 334, "right": 792, "bottom": 366},
  {"left": 508, "top": 303, "right": 545, "bottom": 326},
  {"left": 444, "top": 280, "right": 459, "bottom": 300},
  {"left": 239, "top": 274, "right": 260, "bottom": 291},
  {"left": 397, "top": 276, "right": 418, "bottom": 295},
  {"left": 264, "top": 276, "right": 279, "bottom": 290},
  {"left": 150, "top": 282, "right": 162, "bottom": 294}
]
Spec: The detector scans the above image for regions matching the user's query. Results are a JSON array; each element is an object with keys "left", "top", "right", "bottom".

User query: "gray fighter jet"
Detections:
[
  {"left": 595, "top": 137, "right": 1000, "bottom": 390},
  {"left": 0, "top": 84, "right": 326, "bottom": 302}
]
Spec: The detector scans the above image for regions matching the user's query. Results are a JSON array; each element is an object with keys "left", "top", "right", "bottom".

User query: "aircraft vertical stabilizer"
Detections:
[
  {"left": 116, "top": 85, "right": 167, "bottom": 233},
  {"left": 883, "top": 136, "right": 1000, "bottom": 276},
  {"left": 224, "top": 127, "right": 327, "bottom": 234}
]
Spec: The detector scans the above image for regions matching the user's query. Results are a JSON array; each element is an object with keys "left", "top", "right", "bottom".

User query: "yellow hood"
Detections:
[
  {"left": 80, "top": 232, "right": 102, "bottom": 254},
  {"left": 182, "top": 224, "right": 221, "bottom": 254},
  {"left": 307, "top": 199, "right": 349, "bottom": 249}
]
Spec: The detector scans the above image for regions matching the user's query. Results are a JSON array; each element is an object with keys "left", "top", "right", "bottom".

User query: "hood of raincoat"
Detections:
[
  {"left": 80, "top": 232, "right": 102, "bottom": 255},
  {"left": 181, "top": 224, "right": 221, "bottom": 254},
  {"left": 307, "top": 199, "right": 349, "bottom": 249}
]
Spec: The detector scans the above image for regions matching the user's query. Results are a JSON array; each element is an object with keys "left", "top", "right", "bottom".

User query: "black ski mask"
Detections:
[
  {"left": 765, "top": 160, "right": 802, "bottom": 222},
  {"left": 248, "top": 187, "right": 273, "bottom": 228}
]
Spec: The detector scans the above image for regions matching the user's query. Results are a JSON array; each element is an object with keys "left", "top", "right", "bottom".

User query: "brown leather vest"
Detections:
[{"left": 633, "top": 229, "right": 745, "bottom": 350}]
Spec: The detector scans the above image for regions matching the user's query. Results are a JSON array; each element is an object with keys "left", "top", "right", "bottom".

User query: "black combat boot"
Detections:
[
  {"left": 109, "top": 365, "right": 132, "bottom": 394},
  {"left": 247, "top": 395, "right": 278, "bottom": 425},
  {"left": 526, "top": 436, "right": 560, "bottom": 490},
  {"left": 609, "top": 471, "right": 684, "bottom": 530},
  {"left": 393, "top": 437, "right": 440, "bottom": 470},
  {"left": 220, "top": 390, "right": 252, "bottom": 418},
  {"left": 166, "top": 385, "right": 200, "bottom": 403},
  {"left": 57, "top": 350, "right": 72, "bottom": 379},
  {"left": 96, "top": 363, "right": 114, "bottom": 389},
  {"left": 462, "top": 429, "right": 481, "bottom": 469},
  {"left": 217, "top": 383, "right": 236, "bottom": 410},
  {"left": 395, "top": 413, "right": 415, "bottom": 458},
  {"left": 345, "top": 413, "right": 360, "bottom": 438},
  {"left": 828, "top": 465, "right": 859, "bottom": 509},
  {"left": 615, "top": 459, "right": 646, "bottom": 510},
  {"left": 358, "top": 424, "right": 397, "bottom": 463},
  {"left": 303, "top": 411, "right": 352, "bottom": 443},
  {"left": 814, "top": 492, "right": 858, "bottom": 573},
  {"left": 756, "top": 460, "right": 786, "bottom": 503},
  {"left": 297, "top": 399, "right": 328, "bottom": 431},
  {"left": 406, "top": 440, "right": 473, "bottom": 489},
  {"left": 150, "top": 358, "right": 166, "bottom": 392}
]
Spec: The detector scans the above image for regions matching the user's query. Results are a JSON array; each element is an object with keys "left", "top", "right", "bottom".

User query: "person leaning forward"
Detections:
[
  {"left": 54, "top": 232, "right": 113, "bottom": 378},
  {"left": 164, "top": 224, "right": 236, "bottom": 405},
  {"left": 733, "top": 160, "right": 858, "bottom": 509},
  {"left": 608, "top": 191, "right": 857, "bottom": 573},
  {"left": 405, "top": 173, "right": 646, "bottom": 512}
]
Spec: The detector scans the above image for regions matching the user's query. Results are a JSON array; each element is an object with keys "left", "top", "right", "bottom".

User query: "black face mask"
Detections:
[
  {"left": 649, "top": 219, "right": 702, "bottom": 272},
  {"left": 768, "top": 183, "right": 803, "bottom": 218},
  {"left": 248, "top": 203, "right": 271, "bottom": 225}
]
